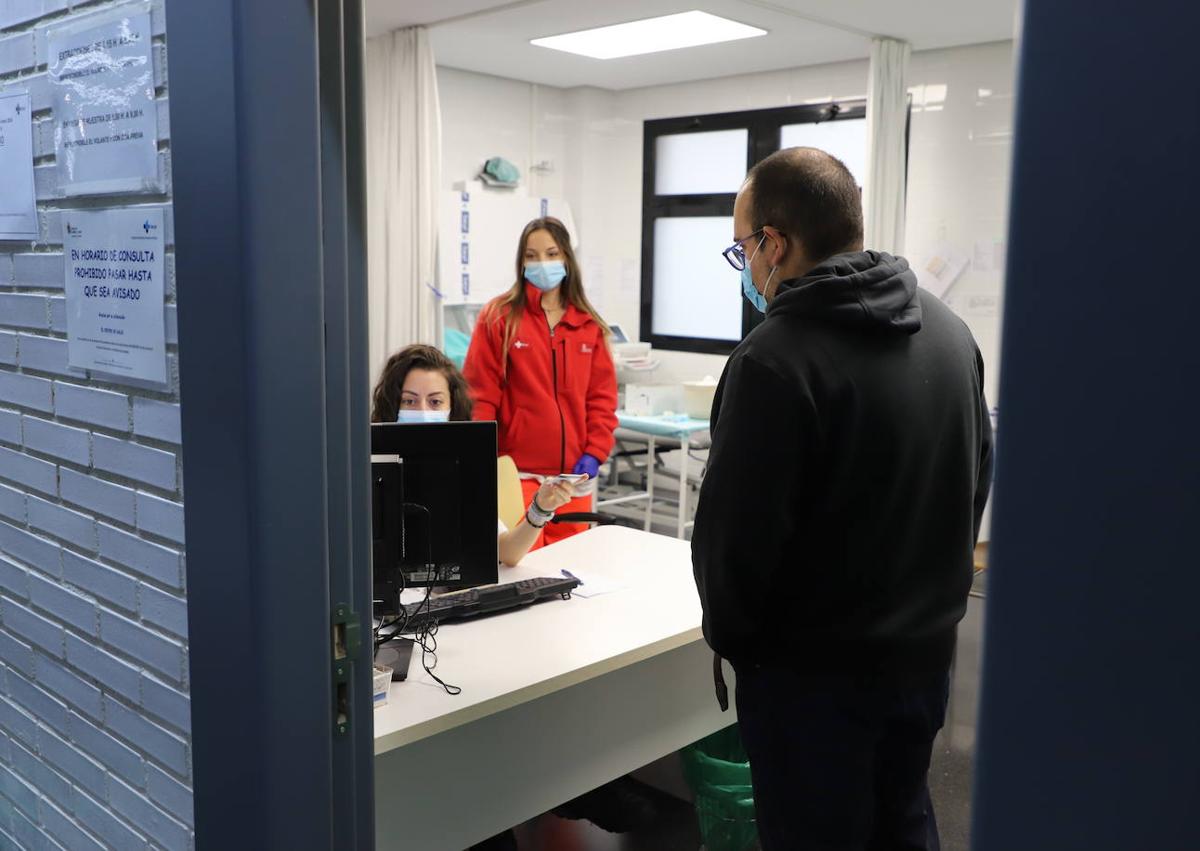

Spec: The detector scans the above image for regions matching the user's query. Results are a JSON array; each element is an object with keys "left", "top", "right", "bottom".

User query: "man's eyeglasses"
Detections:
[{"left": 722, "top": 229, "right": 766, "bottom": 271}]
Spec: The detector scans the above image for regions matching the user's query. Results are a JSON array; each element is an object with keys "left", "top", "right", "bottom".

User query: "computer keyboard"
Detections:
[{"left": 396, "top": 575, "right": 580, "bottom": 633}]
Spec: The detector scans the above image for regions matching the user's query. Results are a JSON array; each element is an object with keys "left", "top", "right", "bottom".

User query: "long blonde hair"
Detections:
[{"left": 484, "top": 217, "right": 610, "bottom": 375}]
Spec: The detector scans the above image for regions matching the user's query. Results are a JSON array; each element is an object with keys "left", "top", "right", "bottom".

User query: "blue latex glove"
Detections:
[{"left": 572, "top": 453, "right": 601, "bottom": 480}]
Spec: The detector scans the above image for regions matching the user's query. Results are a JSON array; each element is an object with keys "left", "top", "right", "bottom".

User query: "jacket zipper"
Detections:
[{"left": 550, "top": 325, "right": 567, "bottom": 473}]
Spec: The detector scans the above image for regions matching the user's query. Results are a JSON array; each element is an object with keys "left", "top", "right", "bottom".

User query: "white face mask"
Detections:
[{"left": 397, "top": 409, "right": 451, "bottom": 424}]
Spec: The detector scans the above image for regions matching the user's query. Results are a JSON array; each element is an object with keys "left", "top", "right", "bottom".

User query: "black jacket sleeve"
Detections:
[
  {"left": 691, "top": 353, "right": 813, "bottom": 663},
  {"left": 972, "top": 351, "right": 995, "bottom": 544}
]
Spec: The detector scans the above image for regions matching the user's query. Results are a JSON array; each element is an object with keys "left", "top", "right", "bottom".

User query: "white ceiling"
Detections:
[{"left": 365, "top": 0, "right": 1017, "bottom": 90}]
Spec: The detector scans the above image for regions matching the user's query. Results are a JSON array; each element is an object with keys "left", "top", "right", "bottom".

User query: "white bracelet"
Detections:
[{"left": 526, "top": 498, "right": 554, "bottom": 527}]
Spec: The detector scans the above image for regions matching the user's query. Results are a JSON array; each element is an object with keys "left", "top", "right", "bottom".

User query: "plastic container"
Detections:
[
  {"left": 372, "top": 665, "right": 393, "bottom": 709},
  {"left": 683, "top": 375, "right": 719, "bottom": 420},
  {"left": 682, "top": 725, "right": 759, "bottom": 851}
]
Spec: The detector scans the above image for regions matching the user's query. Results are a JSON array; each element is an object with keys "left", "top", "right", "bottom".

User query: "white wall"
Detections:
[
  {"left": 437, "top": 40, "right": 1015, "bottom": 401},
  {"left": 905, "top": 42, "right": 1012, "bottom": 406},
  {"left": 438, "top": 66, "right": 570, "bottom": 200}
]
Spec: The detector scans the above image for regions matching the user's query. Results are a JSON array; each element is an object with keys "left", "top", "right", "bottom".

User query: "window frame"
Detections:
[{"left": 640, "top": 100, "right": 870, "bottom": 355}]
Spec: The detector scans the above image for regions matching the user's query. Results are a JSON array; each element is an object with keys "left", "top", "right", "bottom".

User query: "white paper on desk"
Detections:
[{"left": 563, "top": 570, "right": 625, "bottom": 598}]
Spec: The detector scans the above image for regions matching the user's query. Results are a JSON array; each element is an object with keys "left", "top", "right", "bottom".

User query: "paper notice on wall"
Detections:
[
  {"left": 915, "top": 245, "right": 969, "bottom": 300},
  {"left": 64, "top": 208, "right": 166, "bottom": 384},
  {"left": 619, "top": 258, "right": 639, "bottom": 298},
  {"left": 48, "top": 5, "right": 160, "bottom": 196},
  {"left": 583, "top": 255, "right": 605, "bottom": 311},
  {"left": 945, "top": 290, "right": 1002, "bottom": 320},
  {"left": 963, "top": 294, "right": 1000, "bottom": 318},
  {"left": 972, "top": 239, "right": 1007, "bottom": 274},
  {"left": 0, "top": 92, "right": 38, "bottom": 240}
]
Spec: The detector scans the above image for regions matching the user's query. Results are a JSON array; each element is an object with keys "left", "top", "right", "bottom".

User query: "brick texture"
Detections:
[{"left": 0, "top": 2, "right": 192, "bottom": 843}]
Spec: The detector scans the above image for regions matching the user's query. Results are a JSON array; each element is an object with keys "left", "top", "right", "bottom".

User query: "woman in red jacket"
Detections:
[{"left": 464, "top": 217, "right": 618, "bottom": 548}]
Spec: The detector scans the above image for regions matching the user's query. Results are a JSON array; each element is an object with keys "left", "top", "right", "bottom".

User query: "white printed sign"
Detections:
[
  {"left": 48, "top": 5, "right": 159, "bottom": 196},
  {"left": 64, "top": 208, "right": 166, "bottom": 384},
  {"left": 0, "top": 92, "right": 38, "bottom": 240}
]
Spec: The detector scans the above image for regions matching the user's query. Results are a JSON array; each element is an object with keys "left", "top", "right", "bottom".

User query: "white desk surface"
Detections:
[{"left": 372, "top": 525, "right": 703, "bottom": 755}]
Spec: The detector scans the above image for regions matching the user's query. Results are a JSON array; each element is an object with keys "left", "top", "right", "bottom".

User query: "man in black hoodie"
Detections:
[{"left": 692, "top": 147, "right": 993, "bottom": 850}]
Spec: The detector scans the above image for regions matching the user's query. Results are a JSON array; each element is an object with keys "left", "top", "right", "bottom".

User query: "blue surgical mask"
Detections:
[
  {"left": 397, "top": 409, "right": 451, "bottom": 424},
  {"left": 740, "top": 235, "right": 777, "bottom": 314},
  {"left": 524, "top": 261, "right": 567, "bottom": 291},
  {"left": 741, "top": 266, "right": 768, "bottom": 314}
]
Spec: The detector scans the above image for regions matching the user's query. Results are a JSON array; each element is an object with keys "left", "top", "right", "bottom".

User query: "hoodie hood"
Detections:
[{"left": 768, "top": 251, "right": 922, "bottom": 334}]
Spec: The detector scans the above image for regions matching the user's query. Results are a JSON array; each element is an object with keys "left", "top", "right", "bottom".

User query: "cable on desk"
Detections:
[
  {"left": 373, "top": 562, "right": 410, "bottom": 654},
  {"left": 374, "top": 563, "right": 461, "bottom": 696},
  {"left": 411, "top": 622, "right": 461, "bottom": 696}
]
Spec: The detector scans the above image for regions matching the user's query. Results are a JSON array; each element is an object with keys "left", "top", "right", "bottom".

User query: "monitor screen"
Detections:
[{"left": 370, "top": 421, "right": 498, "bottom": 614}]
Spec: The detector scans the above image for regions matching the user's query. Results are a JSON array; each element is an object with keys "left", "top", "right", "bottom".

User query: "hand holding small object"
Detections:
[{"left": 535, "top": 479, "right": 575, "bottom": 512}]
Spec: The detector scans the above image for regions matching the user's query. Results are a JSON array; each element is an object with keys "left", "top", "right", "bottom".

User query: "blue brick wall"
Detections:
[
  {"left": 0, "top": 333, "right": 16, "bottom": 367},
  {"left": 131, "top": 399, "right": 179, "bottom": 446},
  {"left": 56, "top": 383, "right": 132, "bottom": 433},
  {"left": 92, "top": 436, "right": 177, "bottom": 492},
  {"left": 0, "top": 2, "right": 192, "bottom": 847},
  {"left": 0, "top": 413, "right": 20, "bottom": 448},
  {"left": 0, "top": 295, "right": 47, "bottom": 331}
]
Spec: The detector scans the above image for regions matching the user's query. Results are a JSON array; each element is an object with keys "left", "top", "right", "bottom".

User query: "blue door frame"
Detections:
[
  {"left": 973, "top": 1, "right": 1200, "bottom": 848},
  {"left": 168, "top": 1, "right": 373, "bottom": 847}
]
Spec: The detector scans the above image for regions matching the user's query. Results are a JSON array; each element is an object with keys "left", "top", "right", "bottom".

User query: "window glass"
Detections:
[
  {"left": 655, "top": 129, "right": 749, "bottom": 195},
  {"left": 651, "top": 217, "right": 741, "bottom": 340},
  {"left": 780, "top": 118, "right": 868, "bottom": 187}
]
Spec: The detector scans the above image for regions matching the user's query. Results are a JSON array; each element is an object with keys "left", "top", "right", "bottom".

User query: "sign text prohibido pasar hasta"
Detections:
[{"left": 64, "top": 208, "right": 166, "bottom": 385}]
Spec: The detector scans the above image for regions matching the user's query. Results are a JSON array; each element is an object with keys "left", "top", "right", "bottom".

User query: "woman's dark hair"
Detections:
[{"left": 370, "top": 344, "right": 473, "bottom": 423}]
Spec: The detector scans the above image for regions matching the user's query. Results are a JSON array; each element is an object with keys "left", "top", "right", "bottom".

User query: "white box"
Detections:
[
  {"left": 373, "top": 665, "right": 393, "bottom": 709},
  {"left": 613, "top": 341, "right": 652, "bottom": 360},
  {"left": 624, "top": 383, "right": 684, "bottom": 416}
]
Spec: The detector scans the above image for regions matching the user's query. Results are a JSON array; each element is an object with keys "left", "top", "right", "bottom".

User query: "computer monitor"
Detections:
[{"left": 370, "top": 421, "right": 498, "bottom": 615}]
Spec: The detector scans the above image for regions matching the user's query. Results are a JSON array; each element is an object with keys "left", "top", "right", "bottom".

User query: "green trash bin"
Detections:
[{"left": 681, "top": 725, "right": 759, "bottom": 851}]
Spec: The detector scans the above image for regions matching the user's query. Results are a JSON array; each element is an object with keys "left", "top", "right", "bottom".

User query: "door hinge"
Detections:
[{"left": 331, "top": 602, "right": 361, "bottom": 737}]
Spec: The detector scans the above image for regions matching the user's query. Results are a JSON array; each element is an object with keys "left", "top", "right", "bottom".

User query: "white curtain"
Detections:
[
  {"left": 863, "top": 37, "right": 911, "bottom": 255},
  {"left": 365, "top": 27, "right": 442, "bottom": 379}
]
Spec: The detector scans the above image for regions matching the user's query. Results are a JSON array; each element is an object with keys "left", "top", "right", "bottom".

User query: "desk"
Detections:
[
  {"left": 373, "top": 526, "right": 732, "bottom": 850},
  {"left": 599, "top": 413, "right": 711, "bottom": 539}
]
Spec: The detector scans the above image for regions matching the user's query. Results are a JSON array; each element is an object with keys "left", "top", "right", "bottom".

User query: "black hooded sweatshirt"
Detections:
[{"left": 692, "top": 251, "right": 993, "bottom": 679}]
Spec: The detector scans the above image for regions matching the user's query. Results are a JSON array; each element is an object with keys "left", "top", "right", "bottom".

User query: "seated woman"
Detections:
[
  {"left": 370, "top": 344, "right": 574, "bottom": 566},
  {"left": 371, "top": 345, "right": 657, "bottom": 845}
]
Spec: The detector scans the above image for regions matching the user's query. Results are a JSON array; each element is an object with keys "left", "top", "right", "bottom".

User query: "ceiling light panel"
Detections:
[{"left": 530, "top": 10, "right": 767, "bottom": 60}]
